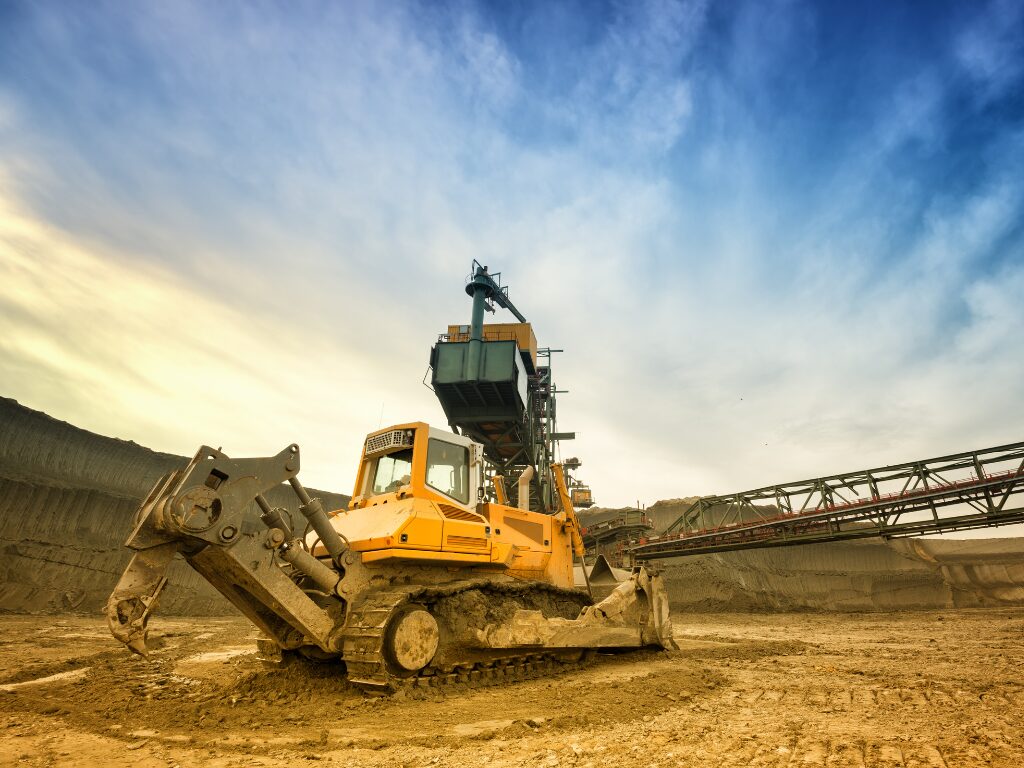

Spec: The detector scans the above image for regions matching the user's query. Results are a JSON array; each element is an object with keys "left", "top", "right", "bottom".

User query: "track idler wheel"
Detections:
[{"left": 383, "top": 604, "right": 439, "bottom": 676}]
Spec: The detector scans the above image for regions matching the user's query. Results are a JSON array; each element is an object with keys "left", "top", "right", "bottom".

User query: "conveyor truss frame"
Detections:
[{"left": 631, "top": 440, "right": 1024, "bottom": 559}]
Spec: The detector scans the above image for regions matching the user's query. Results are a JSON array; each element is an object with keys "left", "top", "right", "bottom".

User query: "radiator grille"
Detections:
[
  {"left": 364, "top": 429, "right": 414, "bottom": 457},
  {"left": 438, "top": 504, "right": 482, "bottom": 522},
  {"left": 446, "top": 535, "right": 488, "bottom": 549}
]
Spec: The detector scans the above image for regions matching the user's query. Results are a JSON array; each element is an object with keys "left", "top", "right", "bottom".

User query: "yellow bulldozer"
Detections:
[{"left": 106, "top": 263, "right": 676, "bottom": 692}]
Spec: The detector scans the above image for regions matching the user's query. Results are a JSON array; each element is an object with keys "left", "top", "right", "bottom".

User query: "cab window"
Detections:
[
  {"left": 426, "top": 439, "right": 469, "bottom": 504},
  {"left": 372, "top": 448, "right": 413, "bottom": 494}
]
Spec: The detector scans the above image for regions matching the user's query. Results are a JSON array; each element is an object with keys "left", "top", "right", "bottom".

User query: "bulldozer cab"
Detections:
[{"left": 351, "top": 423, "right": 481, "bottom": 513}]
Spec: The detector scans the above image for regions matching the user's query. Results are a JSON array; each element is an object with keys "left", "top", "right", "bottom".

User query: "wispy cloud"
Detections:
[
  {"left": 955, "top": 0, "right": 1024, "bottom": 101},
  {"left": 0, "top": 183, "right": 431, "bottom": 490},
  {"left": 1, "top": 0, "right": 1022, "bottom": 507}
]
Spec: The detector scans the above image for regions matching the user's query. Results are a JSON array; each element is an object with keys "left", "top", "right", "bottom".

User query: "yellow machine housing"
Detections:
[{"left": 313, "top": 422, "right": 576, "bottom": 589}]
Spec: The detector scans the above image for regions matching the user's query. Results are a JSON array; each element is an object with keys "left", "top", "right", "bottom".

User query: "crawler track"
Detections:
[{"left": 340, "top": 579, "right": 592, "bottom": 693}]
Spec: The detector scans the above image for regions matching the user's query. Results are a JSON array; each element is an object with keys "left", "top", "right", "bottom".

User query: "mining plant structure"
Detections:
[{"left": 106, "top": 262, "right": 676, "bottom": 692}]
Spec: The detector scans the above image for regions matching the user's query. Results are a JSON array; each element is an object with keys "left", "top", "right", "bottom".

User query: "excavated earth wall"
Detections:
[
  {"left": 0, "top": 398, "right": 348, "bottom": 616},
  {"left": 660, "top": 538, "right": 1024, "bottom": 611}
]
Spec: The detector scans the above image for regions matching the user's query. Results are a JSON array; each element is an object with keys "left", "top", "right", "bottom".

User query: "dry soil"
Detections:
[{"left": 1, "top": 609, "right": 1021, "bottom": 767}]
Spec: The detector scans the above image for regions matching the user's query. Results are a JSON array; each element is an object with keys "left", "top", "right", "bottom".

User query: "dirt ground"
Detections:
[{"left": 0, "top": 610, "right": 1021, "bottom": 768}]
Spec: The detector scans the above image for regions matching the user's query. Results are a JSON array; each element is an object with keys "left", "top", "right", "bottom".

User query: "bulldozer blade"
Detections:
[
  {"left": 579, "top": 553, "right": 630, "bottom": 601},
  {"left": 638, "top": 566, "right": 677, "bottom": 650},
  {"left": 105, "top": 541, "right": 180, "bottom": 656},
  {"left": 477, "top": 566, "right": 677, "bottom": 651}
]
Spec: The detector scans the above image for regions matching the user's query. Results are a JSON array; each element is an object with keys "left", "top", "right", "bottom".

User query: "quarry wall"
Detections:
[
  {"left": 660, "top": 538, "right": 1024, "bottom": 611},
  {"left": 0, "top": 398, "right": 348, "bottom": 615}
]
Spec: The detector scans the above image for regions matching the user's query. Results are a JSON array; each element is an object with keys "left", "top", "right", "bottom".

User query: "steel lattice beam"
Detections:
[{"left": 632, "top": 441, "right": 1024, "bottom": 559}]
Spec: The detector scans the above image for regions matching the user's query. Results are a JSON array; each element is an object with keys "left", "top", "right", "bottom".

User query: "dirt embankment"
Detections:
[
  {"left": 661, "top": 538, "right": 1024, "bottom": 612},
  {"left": 580, "top": 497, "right": 779, "bottom": 532},
  {"left": 0, "top": 398, "right": 348, "bottom": 616}
]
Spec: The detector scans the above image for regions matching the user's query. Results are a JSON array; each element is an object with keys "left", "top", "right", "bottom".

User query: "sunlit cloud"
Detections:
[
  {"left": 1, "top": 0, "right": 1022, "bottom": 514},
  {"left": 0, "top": 185, "right": 434, "bottom": 492}
]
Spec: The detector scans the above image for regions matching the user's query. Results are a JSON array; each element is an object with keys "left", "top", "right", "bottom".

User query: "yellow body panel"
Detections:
[
  {"left": 487, "top": 501, "right": 575, "bottom": 588},
  {"left": 327, "top": 496, "right": 442, "bottom": 551},
  {"left": 313, "top": 423, "right": 578, "bottom": 591}
]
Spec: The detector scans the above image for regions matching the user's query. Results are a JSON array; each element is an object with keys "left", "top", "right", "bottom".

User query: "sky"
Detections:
[{"left": 1, "top": 0, "right": 1023, "bottom": 512}]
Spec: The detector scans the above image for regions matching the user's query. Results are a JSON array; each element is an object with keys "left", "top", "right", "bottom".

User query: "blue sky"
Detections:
[{"left": 1, "top": 0, "right": 1023, "bottom": 508}]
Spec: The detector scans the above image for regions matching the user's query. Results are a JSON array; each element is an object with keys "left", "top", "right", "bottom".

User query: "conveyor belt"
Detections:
[{"left": 633, "top": 441, "right": 1024, "bottom": 558}]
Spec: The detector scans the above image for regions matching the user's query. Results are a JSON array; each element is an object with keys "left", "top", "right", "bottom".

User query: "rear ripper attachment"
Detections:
[{"left": 106, "top": 444, "right": 347, "bottom": 657}]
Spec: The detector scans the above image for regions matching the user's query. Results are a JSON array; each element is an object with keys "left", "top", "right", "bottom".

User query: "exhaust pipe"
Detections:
[{"left": 518, "top": 466, "right": 534, "bottom": 511}]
